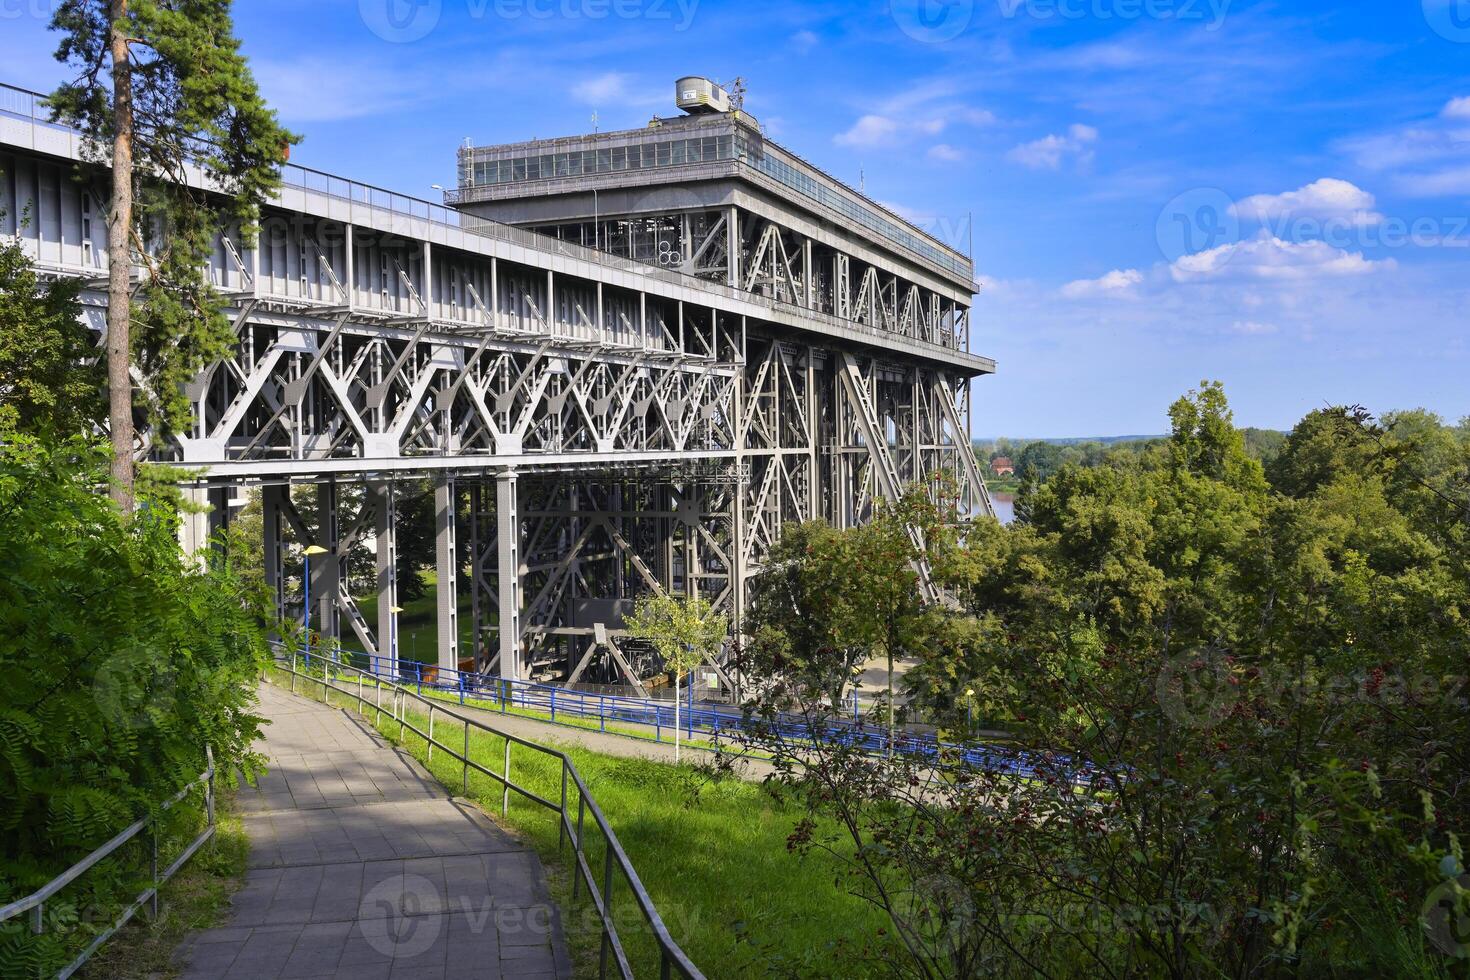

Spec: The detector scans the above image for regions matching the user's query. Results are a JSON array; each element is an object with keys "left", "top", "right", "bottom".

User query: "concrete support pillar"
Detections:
[
  {"left": 435, "top": 478, "right": 458, "bottom": 671},
  {"left": 374, "top": 482, "right": 398, "bottom": 676},
  {"left": 314, "top": 482, "right": 341, "bottom": 645},
  {"left": 496, "top": 470, "right": 521, "bottom": 682}
]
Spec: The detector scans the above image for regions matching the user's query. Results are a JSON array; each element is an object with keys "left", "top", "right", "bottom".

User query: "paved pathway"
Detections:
[{"left": 173, "top": 682, "right": 570, "bottom": 979}]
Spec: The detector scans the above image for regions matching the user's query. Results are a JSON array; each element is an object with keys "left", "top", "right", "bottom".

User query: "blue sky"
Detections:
[{"left": 3, "top": 0, "right": 1467, "bottom": 436}]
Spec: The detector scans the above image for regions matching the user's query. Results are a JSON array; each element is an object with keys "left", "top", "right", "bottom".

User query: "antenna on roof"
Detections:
[
  {"left": 729, "top": 76, "right": 747, "bottom": 111},
  {"left": 591, "top": 110, "right": 599, "bottom": 133}
]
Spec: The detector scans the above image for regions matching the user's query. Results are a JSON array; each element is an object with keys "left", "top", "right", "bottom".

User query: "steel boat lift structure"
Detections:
[{"left": 0, "top": 77, "right": 995, "bottom": 695}]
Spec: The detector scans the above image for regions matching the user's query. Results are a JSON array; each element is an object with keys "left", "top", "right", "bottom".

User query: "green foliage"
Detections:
[
  {"left": 47, "top": 0, "right": 297, "bottom": 438},
  {"left": 0, "top": 233, "right": 104, "bottom": 437},
  {"left": 625, "top": 593, "right": 727, "bottom": 680},
  {"left": 747, "top": 384, "right": 1470, "bottom": 978},
  {"left": 0, "top": 435, "right": 270, "bottom": 973}
]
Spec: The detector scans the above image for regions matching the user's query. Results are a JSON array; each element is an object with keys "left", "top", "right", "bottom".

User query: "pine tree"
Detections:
[{"left": 47, "top": 0, "right": 297, "bottom": 511}]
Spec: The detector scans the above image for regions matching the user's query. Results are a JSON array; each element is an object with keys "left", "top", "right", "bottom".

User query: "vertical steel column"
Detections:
[
  {"left": 469, "top": 483, "right": 491, "bottom": 671},
  {"left": 262, "top": 484, "right": 286, "bottom": 631},
  {"left": 435, "top": 477, "right": 459, "bottom": 671},
  {"left": 726, "top": 206, "right": 740, "bottom": 288},
  {"left": 315, "top": 483, "right": 341, "bottom": 644},
  {"left": 375, "top": 481, "right": 398, "bottom": 676},
  {"left": 802, "top": 237, "right": 814, "bottom": 309},
  {"left": 496, "top": 470, "right": 521, "bottom": 682},
  {"left": 179, "top": 487, "right": 211, "bottom": 559}
]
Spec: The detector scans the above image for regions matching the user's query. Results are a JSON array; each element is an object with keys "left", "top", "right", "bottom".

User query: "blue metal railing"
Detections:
[{"left": 302, "top": 648, "right": 1084, "bottom": 785}]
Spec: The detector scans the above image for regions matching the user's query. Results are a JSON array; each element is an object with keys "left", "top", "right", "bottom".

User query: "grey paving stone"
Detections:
[{"left": 172, "top": 682, "right": 568, "bottom": 979}]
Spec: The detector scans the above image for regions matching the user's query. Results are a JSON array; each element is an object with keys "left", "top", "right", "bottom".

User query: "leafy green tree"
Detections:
[
  {"left": 742, "top": 385, "right": 1470, "bottom": 978},
  {"left": 0, "top": 433, "right": 270, "bottom": 974},
  {"left": 625, "top": 593, "right": 727, "bottom": 764},
  {"left": 0, "top": 235, "right": 104, "bottom": 437},
  {"left": 48, "top": 0, "right": 296, "bottom": 511}
]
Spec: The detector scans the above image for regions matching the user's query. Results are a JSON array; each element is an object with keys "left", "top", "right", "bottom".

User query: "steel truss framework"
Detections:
[
  {"left": 0, "top": 119, "right": 993, "bottom": 694},
  {"left": 535, "top": 206, "right": 971, "bottom": 351}
]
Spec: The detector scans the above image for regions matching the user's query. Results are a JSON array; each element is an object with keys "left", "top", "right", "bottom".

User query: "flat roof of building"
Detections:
[{"left": 453, "top": 112, "right": 973, "bottom": 284}]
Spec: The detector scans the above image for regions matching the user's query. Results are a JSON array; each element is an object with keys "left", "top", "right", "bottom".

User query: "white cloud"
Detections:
[
  {"left": 927, "top": 143, "right": 964, "bottom": 163},
  {"left": 1169, "top": 233, "right": 1394, "bottom": 282},
  {"left": 1008, "top": 124, "right": 1099, "bottom": 171},
  {"left": 1338, "top": 102, "right": 1470, "bottom": 199},
  {"left": 834, "top": 81, "right": 995, "bottom": 150},
  {"left": 836, "top": 114, "right": 945, "bottom": 148},
  {"left": 570, "top": 72, "right": 664, "bottom": 109},
  {"left": 836, "top": 114, "right": 901, "bottom": 148},
  {"left": 1232, "top": 178, "right": 1383, "bottom": 228},
  {"left": 790, "top": 30, "right": 820, "bottom": 53},
  {"left": 1229, "top": 320, "right": 1279, "bottom": 335},
  {"left": 255, "top": 58, "right": 429, "bottom": 122},
  {"left": 1402, "top": 166, "right": 1470, "bottom": 197},
  {"left": 1061, "top": 268, "right": 1143, "bottom": 298}
]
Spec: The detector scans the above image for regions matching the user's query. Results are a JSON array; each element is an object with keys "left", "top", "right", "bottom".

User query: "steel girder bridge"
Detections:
[{"left": 0, "top": 79, "right": 995, "bottom": 695}]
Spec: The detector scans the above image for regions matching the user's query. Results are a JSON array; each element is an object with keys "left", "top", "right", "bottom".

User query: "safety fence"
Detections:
[
  {"left": 327, "top": 648, "right": 1065, "bottom": 783},
  {"left": 275, "top": 651, "right": 703, "bottom": 979},
  {"left": 0, "top": 749, "right": 217, "bottom": 979}
]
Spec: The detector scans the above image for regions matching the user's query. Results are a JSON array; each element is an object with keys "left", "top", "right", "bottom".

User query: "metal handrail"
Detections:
[
  {"left": 275, "top": 650, "right": 703, "bottom": 980},
  {"left": 0, "top": 748, "right": 217, "bottom": 979},
  {"left": 337, "top": 649, "right": 1053, "bottom": 780}
]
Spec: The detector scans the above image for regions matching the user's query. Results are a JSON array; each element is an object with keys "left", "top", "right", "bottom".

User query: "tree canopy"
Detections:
[{"left": 742, "top": 383, "right": 1470, "bottom": 978}]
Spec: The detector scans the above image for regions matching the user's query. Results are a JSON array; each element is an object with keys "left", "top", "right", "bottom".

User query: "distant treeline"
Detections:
[{"left": 977, "top": 428, "right": 1288, "bottom": 488}]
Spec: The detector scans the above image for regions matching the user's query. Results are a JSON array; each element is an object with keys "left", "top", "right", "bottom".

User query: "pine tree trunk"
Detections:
[{"left": 107, "top": 0, "right": 135, "bottom": 512}]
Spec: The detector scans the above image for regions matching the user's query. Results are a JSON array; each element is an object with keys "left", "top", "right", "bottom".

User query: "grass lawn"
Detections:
[
  {"left": 281, "top": 670, "right": 897, "bottom": 977},
  {"left": 342, "top": 570, "right": 476, "bottom": 664},
  {"left": 77, "top": 791, "right": 250, "bottom": 979}
]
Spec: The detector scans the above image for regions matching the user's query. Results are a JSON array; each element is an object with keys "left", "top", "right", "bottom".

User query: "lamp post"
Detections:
[{"left": 302, "top": 544, "right": 327, "bottom": 650}]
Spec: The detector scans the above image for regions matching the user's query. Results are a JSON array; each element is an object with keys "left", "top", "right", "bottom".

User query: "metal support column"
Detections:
[
  {"left": 435, "top": 477, "right": 458, "bottom": 671},
  {"left": 262, "top": 484, "right": 286, "bottom": 632},
  {"left": 496, "top": 470, "right": 521, "bottom": 682},
  {"left": 375, "top": 481, "right": 398, "bottom": 676},
  {"left": 315, "top": 483, "right": 341, "bottom": 645}
]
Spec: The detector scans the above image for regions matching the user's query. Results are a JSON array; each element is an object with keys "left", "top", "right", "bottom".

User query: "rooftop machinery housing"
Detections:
[{"left": 0, "top": 77, "right": 994, "bottom": 694}]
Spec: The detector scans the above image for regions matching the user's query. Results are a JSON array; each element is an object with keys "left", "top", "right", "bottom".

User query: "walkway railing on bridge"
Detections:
[
  {"left": 274, "top": 649, "right": 704, "bottom": 980},
  {"left": 0, "top": 749, "right": 217, "bottom": 979},
  {"left": 332, "top": 649, "right": 1060, "bottom": 782}
]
